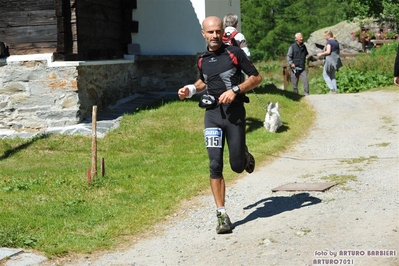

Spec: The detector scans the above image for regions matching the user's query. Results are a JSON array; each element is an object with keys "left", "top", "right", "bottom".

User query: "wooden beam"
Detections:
[
  {"left": 8, "top": 42, "right": 57, "bottom": 55},
  {"left": 2, "top": 25, "right": 57, "bottom": 43},
  {"left": 0, "top": 0, "right": 55, "bottom": 12},
  {"left": 0, "top": 10, "right": 56, "bottom": 28}
]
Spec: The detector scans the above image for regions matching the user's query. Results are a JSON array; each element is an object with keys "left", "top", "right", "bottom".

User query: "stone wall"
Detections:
[{"left": 0, "top": 54, "right": 197, "bottom": 130}]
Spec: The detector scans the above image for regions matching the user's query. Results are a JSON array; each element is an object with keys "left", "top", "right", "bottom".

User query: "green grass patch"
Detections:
[
  {"left": 322, "top": 198, "right": 336, "bottom": 203},
  {"left": 320, "top": 174, "right": 358, "bottom": 186},
  {"left": 369, "top": 142, "right": 390, "bottom": 147},
  {"left": 0, "top": 84, "right": 313, "bottom": 257},
  {"left": 339, "top": 156, "right": 378, "bottom": 165},
  {"left": 381, "top": 116, "right": 394, "bottom": 124},
  {"left": 298, "top": 173, "right": 314, "bottom": 179},
  {"left": 1, "top": 46, "right": 396, "bottom": 256},
  {"left": 380, "top": 116, "right": 396, "bottom": 132}
]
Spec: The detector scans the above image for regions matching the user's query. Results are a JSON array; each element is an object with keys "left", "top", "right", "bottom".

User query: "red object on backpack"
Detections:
[{"left": 222, "top": 30, "right": 239, "bottom": 47}]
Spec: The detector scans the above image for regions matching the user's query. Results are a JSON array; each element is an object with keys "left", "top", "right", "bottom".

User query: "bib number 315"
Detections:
[{"left": 204, "top": 128, "right": 223, "bottom": 148}]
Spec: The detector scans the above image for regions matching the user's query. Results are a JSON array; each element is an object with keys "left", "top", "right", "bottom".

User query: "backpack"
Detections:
[{"left": 222, "top": 30, "right": 239, "bottom": 47}]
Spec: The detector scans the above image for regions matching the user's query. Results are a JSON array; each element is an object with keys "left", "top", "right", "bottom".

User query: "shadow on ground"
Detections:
[
  {"left": 233, "top": 192, "right": 322, "bottom": 227},
  {"left": 0, "top": 134, "right": 49, "bottom": 161},
  {"left": 253, "top": 83, "right": 304, "bottom": 102}
]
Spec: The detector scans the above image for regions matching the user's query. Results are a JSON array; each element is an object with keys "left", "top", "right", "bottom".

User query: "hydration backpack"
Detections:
[{"left": 222, "top": 30, "right": 239, "bottom": 47}]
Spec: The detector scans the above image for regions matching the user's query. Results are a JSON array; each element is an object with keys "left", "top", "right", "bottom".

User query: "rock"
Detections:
[{"left": 305, "top": 21, "right": 364, "bottom": 56}]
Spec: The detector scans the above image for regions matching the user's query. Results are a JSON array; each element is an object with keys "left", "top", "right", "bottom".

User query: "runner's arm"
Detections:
[
  {"left": 178, "top": 79, "right": 206, "bottom": 100},
  {"left": 237, "top": 74, "right": 262, "bottom": 94}
]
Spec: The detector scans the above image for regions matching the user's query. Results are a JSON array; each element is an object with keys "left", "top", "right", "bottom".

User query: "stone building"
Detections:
[{"left": 0, "top": 0, "right": 241, "bottom": 130}]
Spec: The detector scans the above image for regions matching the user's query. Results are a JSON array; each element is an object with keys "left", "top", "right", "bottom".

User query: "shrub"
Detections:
[{"left": 337, "top": 42, "right": 398, "bottom": 93}]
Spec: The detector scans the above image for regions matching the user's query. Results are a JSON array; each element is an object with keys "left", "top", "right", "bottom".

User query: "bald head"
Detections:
[
  {"left": 201, "top": 16, "right": 224, "bottom": 51},
  {"left": 202, "top": 16, "right": 223, "bottom": 30}
]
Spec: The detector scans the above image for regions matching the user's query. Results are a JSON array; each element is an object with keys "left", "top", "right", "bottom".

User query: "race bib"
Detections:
[{"left": 204, "top": 128, "right": 223, "bottom": 148}]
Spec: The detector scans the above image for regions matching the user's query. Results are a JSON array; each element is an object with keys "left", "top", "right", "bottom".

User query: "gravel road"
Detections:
[{"left": 6, "top": 90, "right": 399, "bottom": 266}]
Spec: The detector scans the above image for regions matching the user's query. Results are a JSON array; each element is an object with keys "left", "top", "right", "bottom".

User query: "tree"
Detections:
[
  {"left": 241, "top": 0, "right": 282, "bottom": 60},
  {"left": 241, "top": 0, "right": 346, "bottom": 60},
  {"left": 380, "top": 0, "right": 399, "bottom": 30},
  {"left": 340, "top": 0, "right": 384, "bottom": 19},
  {"left": 240, "top": 0, "right": 398, "bottom": 61}
]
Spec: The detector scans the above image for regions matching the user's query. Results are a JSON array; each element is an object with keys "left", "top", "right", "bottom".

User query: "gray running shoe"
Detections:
[{"left": 216, "top": 211, "right": 233, "bottom": 234}]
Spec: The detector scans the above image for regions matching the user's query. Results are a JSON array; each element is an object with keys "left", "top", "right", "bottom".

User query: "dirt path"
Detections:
[{"left": 8, "top": 91, "right": 399, "bottom": 266}]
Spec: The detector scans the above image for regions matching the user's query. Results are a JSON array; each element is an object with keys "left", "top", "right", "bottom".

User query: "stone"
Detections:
[
  {"left": 0, "top": 55, "right": 198, "bottom": 130},
  {"left": 0, "top": 248, "right": 23, "bottom": 261},
  {"left": 128, "top": 43, "right": 141, "bottom": 55},
  {"left": 0, "top": 82, "right": 26, "bottom": 94},
  {"left": 306, "top": 21, "right": 363, "bottom": 56}
]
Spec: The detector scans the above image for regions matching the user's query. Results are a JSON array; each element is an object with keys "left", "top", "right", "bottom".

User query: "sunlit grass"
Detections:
[
  {"left": 1, "top": 49, "right": 395, "bottom": 257},
  {"left": 0, "top": 85, "right": 314, "bottom": 256}
]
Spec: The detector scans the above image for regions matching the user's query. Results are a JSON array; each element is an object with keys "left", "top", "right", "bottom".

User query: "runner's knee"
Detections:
[
  {"left": 230, "top": 160, "right": 245, "bottom": 173},
  {"left": 209, "top": 158, "right": 222, "bottom": 178}
]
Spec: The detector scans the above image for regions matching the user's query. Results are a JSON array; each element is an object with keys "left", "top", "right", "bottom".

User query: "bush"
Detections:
[
  {"left": 307, "top": 42, "right": 397, "bottom": 94},
  {"left": 336, "top": 42, "right": 397, "bottom": 93},
  {"left": 369, "top": 41, "right": 398, "bottom": 55},
  {"left": 337, "top": 68, "right": 390, "bottom": 93},
  {"left": 250, "top": 49, "right": 269, "bottom": 62}
]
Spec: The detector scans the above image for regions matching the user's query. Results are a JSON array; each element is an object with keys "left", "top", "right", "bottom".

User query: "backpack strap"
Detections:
[
  {"left": 223, "top": 30, "right": 239, "bottom": 47},
  {"left": 229, "top": 30, "right": 239, "bottom": 39}
]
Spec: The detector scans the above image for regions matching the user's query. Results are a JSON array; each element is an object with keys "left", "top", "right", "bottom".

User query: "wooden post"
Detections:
[
  {"left": 87, "top": 168, "right": 91, "bottom": 183},
  {"left": 101, "top": 157, "right": 105, "bottom": 177},
  {"left": 282, "top": 63, "right": 290, "bottom": 90},
  {"left": 91, "top": 106, "right": 98, "bottom": 179}
]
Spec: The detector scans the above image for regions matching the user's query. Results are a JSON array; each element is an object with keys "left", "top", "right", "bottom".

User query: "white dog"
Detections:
[{"left": 264, "top": 102, "right": 282, "bottom": 133}]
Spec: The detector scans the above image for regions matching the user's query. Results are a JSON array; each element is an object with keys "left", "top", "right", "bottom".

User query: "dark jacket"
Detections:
[{"left": 286, "top": 42, "right": 309, "bottom": 69}]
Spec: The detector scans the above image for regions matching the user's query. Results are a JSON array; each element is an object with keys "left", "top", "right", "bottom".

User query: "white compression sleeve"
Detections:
[{"left": 185, "top": 84, "right": 196, "bottom": 98}]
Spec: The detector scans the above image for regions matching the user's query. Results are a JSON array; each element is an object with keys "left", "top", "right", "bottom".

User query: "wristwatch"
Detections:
[{"left": 232, "top": 85, "right": 240, "bottom": 94}]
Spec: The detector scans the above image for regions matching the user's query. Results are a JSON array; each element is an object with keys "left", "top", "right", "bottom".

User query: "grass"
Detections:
[
  {"left": 320, "top": 174, "right": 358, "bottom": 190},
  {"left": 0, "top": 82, "right": 314, "bottom": 257},
  {"left": 1, "top": 46, "right": 397, "bottom": 257},
  {"left": 339, "top": 156, "right": 378, "bottom": 165},
  {"left": 369, "top": 142, "right": 390, "bottom": 147}
]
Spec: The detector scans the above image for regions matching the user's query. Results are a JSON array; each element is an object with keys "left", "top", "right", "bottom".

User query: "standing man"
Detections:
[
  {"left": 177, "top": 16, "right": 262, "bottom": 234},
  {"left": 223, "top": 13, "right": 251, "bottom": 59},
  {"left": 286, "top": 33, "right": 310, "bottom": 95},
  {"left": 394, "top": 44, "right": 399, "bottom": 86}
]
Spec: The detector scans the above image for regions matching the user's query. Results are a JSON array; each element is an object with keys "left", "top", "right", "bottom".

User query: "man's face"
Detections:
[
  {"left": 296, "top": 34, "right": 303, "bottom": 44},
  {"left": 202, "top": 18, "right": 224, "bottom": 51}
]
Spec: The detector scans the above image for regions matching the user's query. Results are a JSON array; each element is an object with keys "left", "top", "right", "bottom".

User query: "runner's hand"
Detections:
[
  {"left": 178, "top": 87, "right": 189, "bottom": 100},
  {"left": 218, "top": 89, "right": 236, "bottom": 104}
]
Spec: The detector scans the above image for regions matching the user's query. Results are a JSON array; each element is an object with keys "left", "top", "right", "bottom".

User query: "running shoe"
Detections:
[
  {"left": 245, "top": 148, "right": 255, "bottom": 173},
  {"left": 216, "top": 211, "right": 233, "bottom": 234}
]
